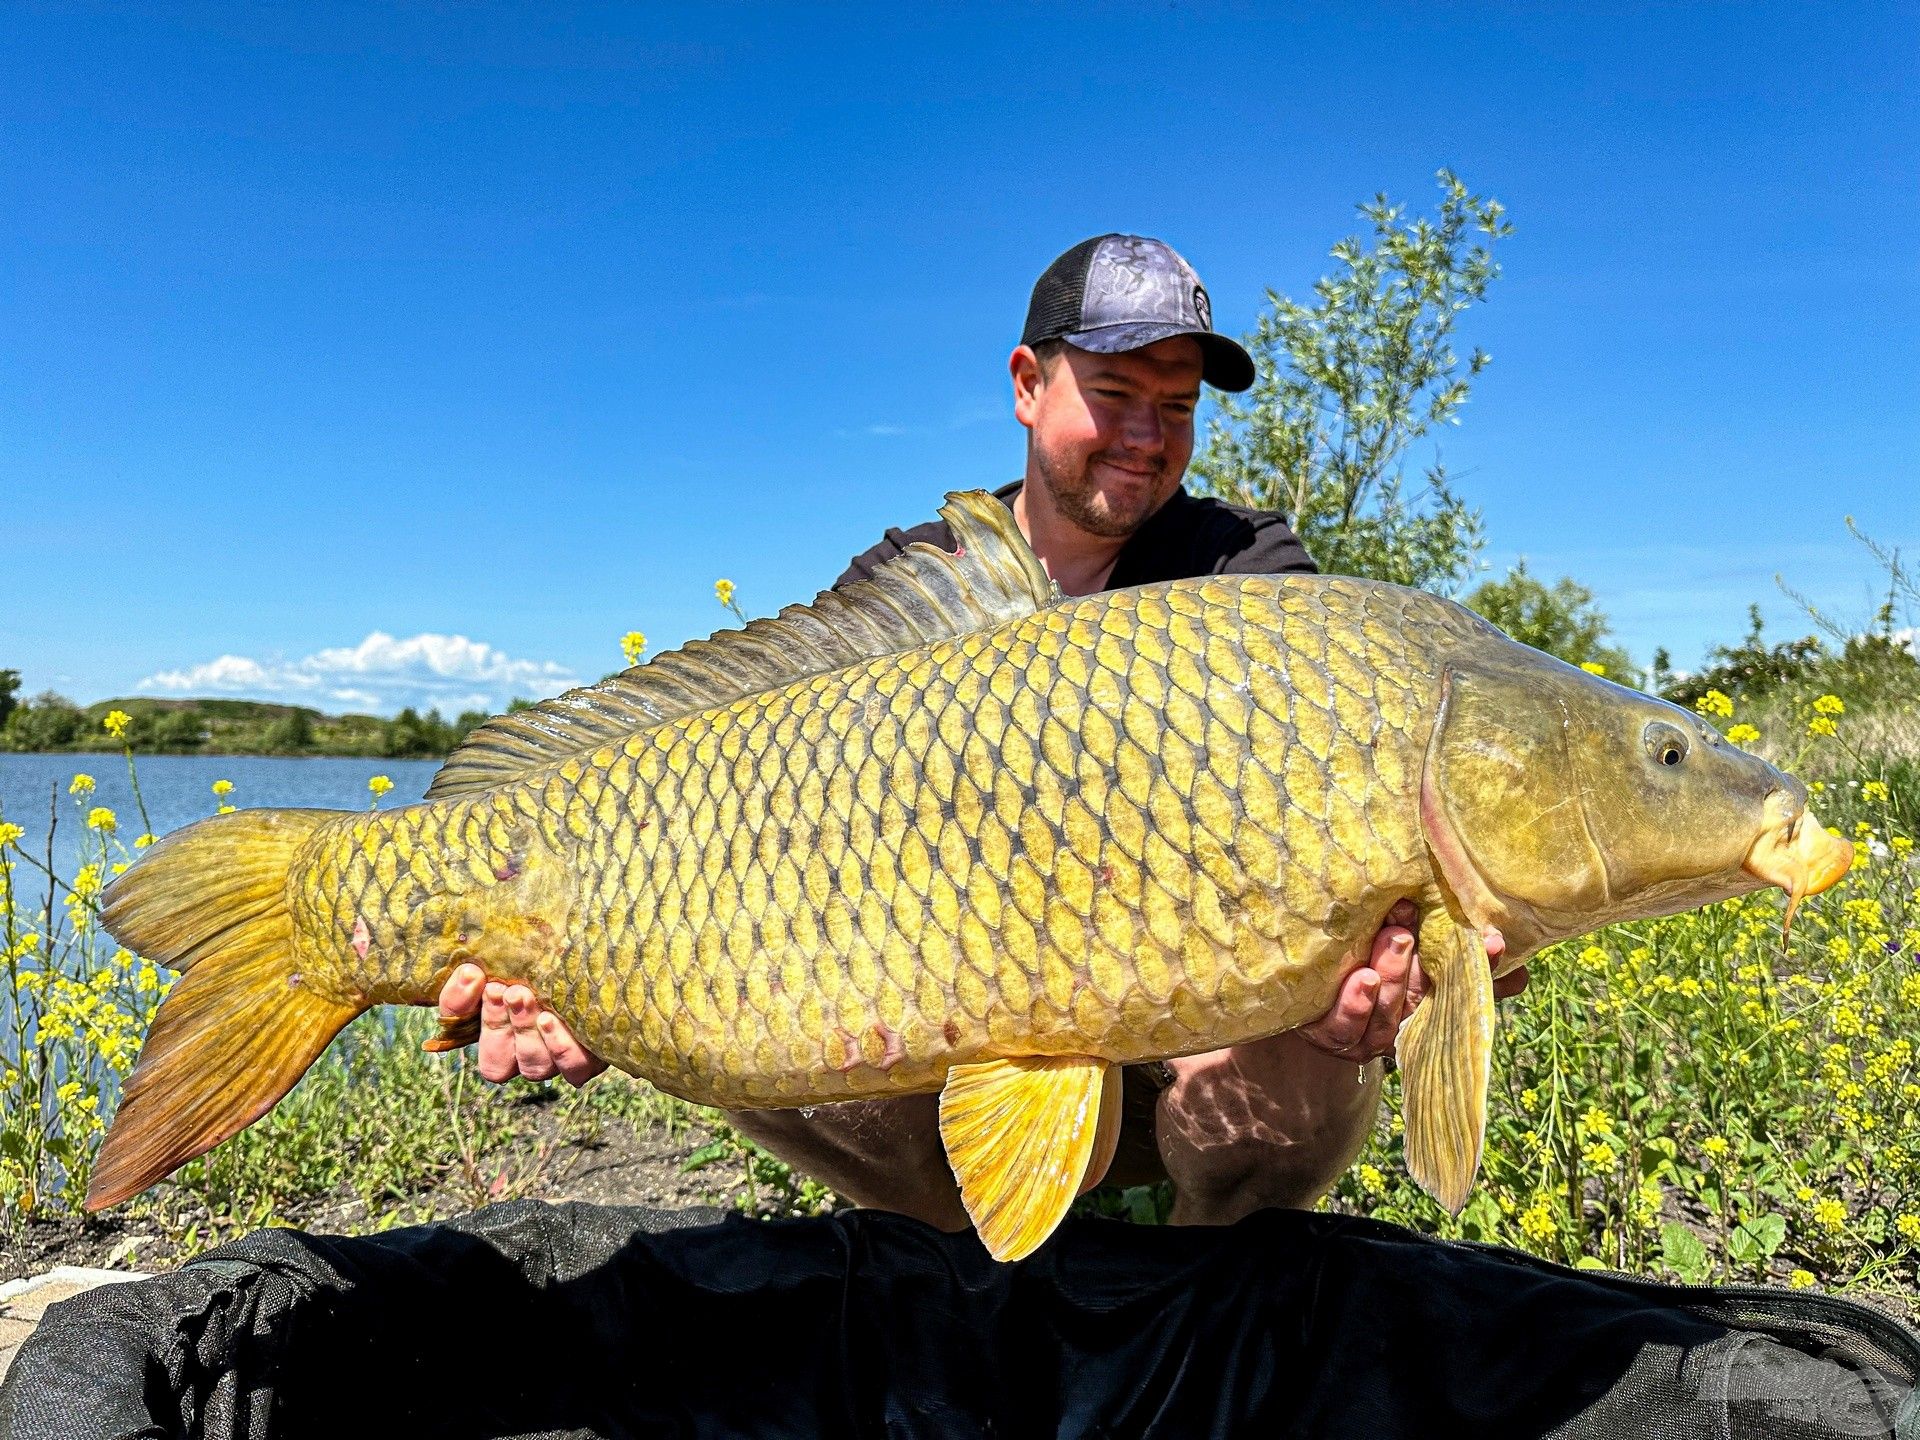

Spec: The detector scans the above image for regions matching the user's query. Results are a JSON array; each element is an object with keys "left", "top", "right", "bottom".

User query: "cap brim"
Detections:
[{"left": 1063, "top": 322, "right": 1256, "bottom": 393}]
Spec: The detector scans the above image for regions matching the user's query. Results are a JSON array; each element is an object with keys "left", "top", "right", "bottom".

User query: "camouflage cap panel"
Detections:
[{"left": 1071, "top": 234, "right": 1213, "bottom": 340}]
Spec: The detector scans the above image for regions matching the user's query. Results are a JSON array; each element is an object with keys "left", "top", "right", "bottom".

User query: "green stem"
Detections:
[{"left": 121, "top": 743, "right": 153, "bottom": 840}]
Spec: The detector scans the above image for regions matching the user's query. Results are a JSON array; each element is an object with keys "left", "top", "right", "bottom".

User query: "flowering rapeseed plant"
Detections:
[{"left": 621, "top": 631, "right": 647, "bottom": 666}]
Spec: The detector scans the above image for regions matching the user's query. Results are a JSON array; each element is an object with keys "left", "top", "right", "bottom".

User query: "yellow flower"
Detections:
[
  {"left": 1812, "top": 1198, "right": 1847, "bottom": 1232},
  {"left": 1892, "top": 836, "right": 1913, "bottom": 858},
  {"left": 1519, "top": 1087, "right": 1540, "bottom": 1112},
  {"left": 0, "top": 822, "right": 22, "bottom": 849},
  {"left": 367, "top": 775, "right": 394, "bottom": 799},
  {"left": 1788, "top": 1270, "right": 1816, "bottom": 1290},
  {"left": 1812, "top": 694, "right": 1845, "bottom": 716},
  {"left": 715, "top": 578, "right": 737, "bottom": 607},
  {"left": 103, "top": 709, "right": 131, "bottom": 741},
  {"left": 217, "top": 804, "right": 236, "bottom": 815},
  {"left": 211, "top": 779, "right": 233, "bottom": 797},
  {"left": 86, "top": 807, "right": 115, "bottom": 834},
  {"left": 1694, "top": 690, "right": 1734, "bottom": 719},
  {"left": 620, "top": 631, "right": 647, "bottom": 666},
  {"left": 1702, "top": 1135, "right": 1730, "bottom": 1160},
  {"left": 69, "top": 773, "right": 95, "bottom": 797},
  {"left": 1356, "top": 1163, "right": 1387, "bottom": 1196},
  {"left": 1518, "top": 1198, "right": 1557, "bottom": 1244},
  {"left": 1808, "top": 716, "right": 1838, "bottom": 739},
  {"left": 1726, "top": 723, "right": 1761, "bottom": 746},
  {"left": 1861, "top": 780, "right": 1890, "bottom": 804},
  {"left": 1578, "top": 661, "right": 1607, "bottom": 676},
  {"left": 1895, "top": 1214, "right": 1920, "bottom": 1244},
  {"left": 1580, "top": 1106, "right": 1615, "bottom": 1137},
  {"left": 134, "top": 833, "right": 156, "bottom": 849},
  {"left": 1581, "top": 1140, "right": 1617, "bottom": 1170}
]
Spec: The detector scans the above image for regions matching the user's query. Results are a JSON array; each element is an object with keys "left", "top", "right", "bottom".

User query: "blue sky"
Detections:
[{"left": 5, "top": 3, "right": 1916, "bottom": 716}]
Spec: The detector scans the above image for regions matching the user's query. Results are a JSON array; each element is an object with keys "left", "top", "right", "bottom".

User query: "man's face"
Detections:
[{"left": 1011, "top": 337, "right": 1204, "bottom": 539}]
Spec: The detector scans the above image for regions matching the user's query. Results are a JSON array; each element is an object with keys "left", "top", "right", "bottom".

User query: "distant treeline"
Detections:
[{"left": 0, "top": 675, "right": 534, "bottom": 757}]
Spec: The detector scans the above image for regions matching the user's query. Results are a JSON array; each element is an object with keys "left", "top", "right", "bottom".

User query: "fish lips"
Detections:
[{"left": 1742, "top": 792, "right": 1855, "bottom": 929}]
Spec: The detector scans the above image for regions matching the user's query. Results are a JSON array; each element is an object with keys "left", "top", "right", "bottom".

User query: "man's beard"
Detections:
[{"left": 1032, "top": 446, "right": 1169, "bottom": 539}]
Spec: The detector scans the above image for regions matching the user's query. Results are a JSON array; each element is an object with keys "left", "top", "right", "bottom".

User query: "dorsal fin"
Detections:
[{"left": 424, "top": 490, "right": 1054, "bottom": 800}]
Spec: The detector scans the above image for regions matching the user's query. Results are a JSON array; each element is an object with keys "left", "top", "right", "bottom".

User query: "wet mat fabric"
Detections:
[{"left": 2, "top": 1201, "right": 1914, "bottom": 1439}]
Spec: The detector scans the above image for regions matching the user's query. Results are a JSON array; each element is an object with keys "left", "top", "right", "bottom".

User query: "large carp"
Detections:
[{"left": 88, "top": 493, "right": 1851, "bottom": 1259}]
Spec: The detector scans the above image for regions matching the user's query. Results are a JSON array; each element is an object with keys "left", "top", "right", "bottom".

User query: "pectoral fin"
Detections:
[
  {"left": 1398, "top": 915, "right": 1496, "bottom": 1214},
  {"left": 938, "top": 1054, "right": 1120, "bottom": 1262}
]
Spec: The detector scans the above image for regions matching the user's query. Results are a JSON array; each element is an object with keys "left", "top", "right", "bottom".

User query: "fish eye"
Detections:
[{"left": 1644, "top": 721, "right": 1689, "bottom": 768}]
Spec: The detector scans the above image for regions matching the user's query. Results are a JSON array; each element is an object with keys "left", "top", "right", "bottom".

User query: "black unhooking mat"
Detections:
[{"left": 3, "top": 1201, "right": 1916, "bottom": 1439}]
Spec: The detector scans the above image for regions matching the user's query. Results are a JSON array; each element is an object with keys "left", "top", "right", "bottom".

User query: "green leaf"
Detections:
[
  {"left": 1727, "top": 1212, "right": 1787, "bottom": 1264},
  {"left": 1660, "top": 1223, "right": 1713, "bottom": 1284},
  {"left": 679, "top": 1139, "right": 732, "bottom": 1174}
]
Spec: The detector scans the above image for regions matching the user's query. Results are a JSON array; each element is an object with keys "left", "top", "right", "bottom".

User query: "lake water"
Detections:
[{"left": 0, "top": 752, "right": 445, "bottom": 871}]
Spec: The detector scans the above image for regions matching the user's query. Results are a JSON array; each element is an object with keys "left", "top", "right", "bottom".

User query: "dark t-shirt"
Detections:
[{"left": 835, "top": 480, "right": 1317, "bottom": 591}]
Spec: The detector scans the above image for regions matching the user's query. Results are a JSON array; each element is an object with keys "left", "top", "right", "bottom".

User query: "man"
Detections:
[{"left": 438, "top": 234, "right": 1523, "bottom": 1227}]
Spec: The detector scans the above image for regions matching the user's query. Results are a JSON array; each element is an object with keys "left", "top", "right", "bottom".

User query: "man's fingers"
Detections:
[
  {"left": 506, "top": 984, "right": 558, "bottom": 1082},
  {"left": 476, "top": 980, "right": 520, "bottom": 1082},
  {"left": 1404, "top": 954, "right": 1428, "bottom": 1013},
  {"left": 437, "top": 962, "right": 486, "bottom": 1019},
  {"left": 1362, "top": 932, "right": 1412, "bottom": 1055},
  {"left": 1298, "top": 966, "right": 1379, "bottom": 1056},
  {"left": 538, "top": 1013, "right": 610, "bottom": 1087}
]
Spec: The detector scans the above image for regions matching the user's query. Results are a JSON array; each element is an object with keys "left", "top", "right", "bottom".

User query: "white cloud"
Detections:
[{"left": 138, "top": 632, "right": 577, "bottom": 717}]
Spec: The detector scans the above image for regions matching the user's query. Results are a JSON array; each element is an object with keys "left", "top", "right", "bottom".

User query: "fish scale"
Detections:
[
  {"left": 281, "top": 574, "right": 1450, "bottom": 1111},
  {"left": 91, "top": 490, "right": 1852, "bottom": 1262}
]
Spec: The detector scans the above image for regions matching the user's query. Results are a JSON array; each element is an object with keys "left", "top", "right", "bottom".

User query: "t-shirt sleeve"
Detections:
[
  {"left": 834, "top": 520, "right": 955, "bottom": 589},
  {"left": 1213, "top": 512, "right": 1319, "bottom": 577}
]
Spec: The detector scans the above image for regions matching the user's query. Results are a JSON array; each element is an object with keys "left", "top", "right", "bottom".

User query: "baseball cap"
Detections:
[{"left": 1021, "top": 234, "right": 1255, "bottom": 393}]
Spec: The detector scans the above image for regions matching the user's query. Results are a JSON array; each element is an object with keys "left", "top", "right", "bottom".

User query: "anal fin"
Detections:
[
  {"left": 424, "top": 1013, "right": 482, "bottom": 1053},
  {"left": 1397, "top": 914, "right": 1496, "bottom": 1214},
  {"left": 938, "top": 1055, "right": 1119, "bottom": 1262}
]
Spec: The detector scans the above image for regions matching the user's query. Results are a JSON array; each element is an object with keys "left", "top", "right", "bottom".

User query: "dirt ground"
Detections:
[{"left": 0, "top": 1102, "right": 727, "bottom": 1284}]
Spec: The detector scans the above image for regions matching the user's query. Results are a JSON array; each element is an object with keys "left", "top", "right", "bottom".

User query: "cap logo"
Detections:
[{"left": 1192, "top": 285, "right": 1211, "bottom": 331}]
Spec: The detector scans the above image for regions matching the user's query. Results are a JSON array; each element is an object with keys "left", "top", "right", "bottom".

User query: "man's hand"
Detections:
[
  {"left": 435, "top": 964, "right": 607, "bottom": 1086},
  {"left": 1295, "top": 899, "right": 1526, "bottom": 1063}
]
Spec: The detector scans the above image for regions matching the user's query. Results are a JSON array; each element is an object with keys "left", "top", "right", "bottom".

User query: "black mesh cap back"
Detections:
[{"left": 1021, "top": 235, "right": 1113, "bottom": 347}]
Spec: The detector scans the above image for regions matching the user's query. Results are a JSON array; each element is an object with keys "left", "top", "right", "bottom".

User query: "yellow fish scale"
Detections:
[{"left": 288, "top": 575, "right": 1457, "bottom": 1112}]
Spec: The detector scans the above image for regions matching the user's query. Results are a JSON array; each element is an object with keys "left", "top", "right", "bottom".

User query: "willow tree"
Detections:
[{"left": 1191, "top": 170, "right": 1511, "bottom": 595}]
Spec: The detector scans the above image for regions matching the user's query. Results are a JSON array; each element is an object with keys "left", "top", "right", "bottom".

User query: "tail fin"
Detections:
[{"left": 86, "top": 809, "right": 367, "bottom": 1211}]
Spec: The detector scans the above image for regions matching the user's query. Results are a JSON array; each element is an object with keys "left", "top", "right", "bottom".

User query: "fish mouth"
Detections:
[{"left": 1742, "top": 792, "right": 1854, "bottom": 931}]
